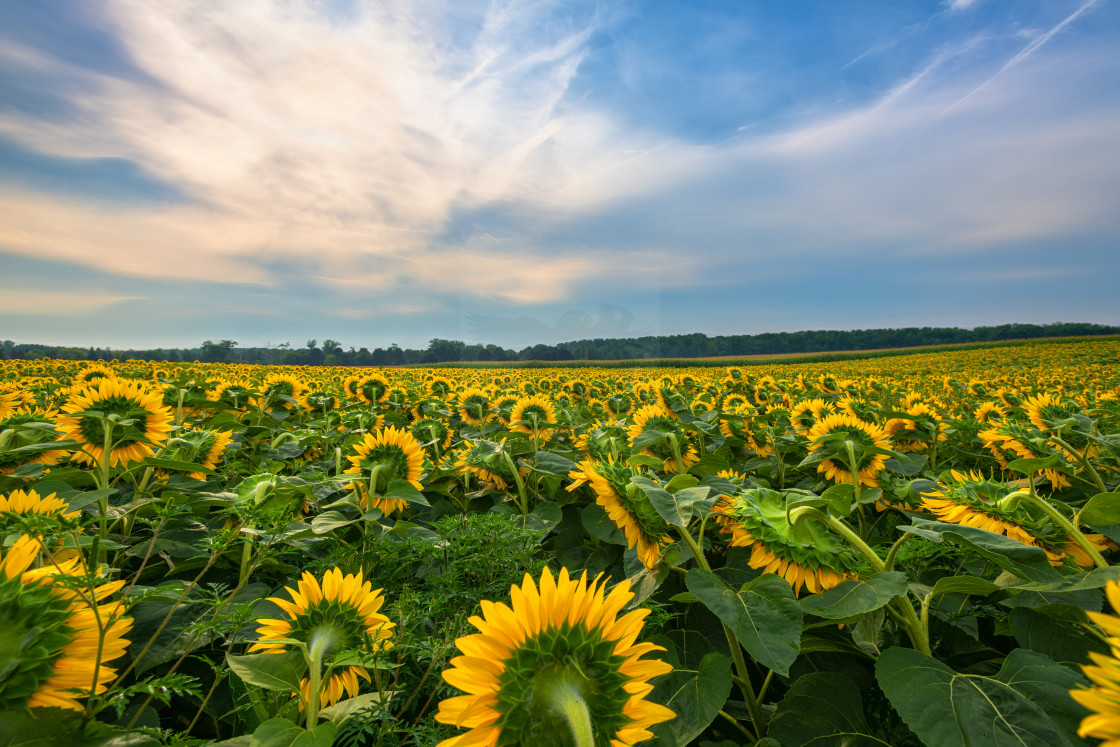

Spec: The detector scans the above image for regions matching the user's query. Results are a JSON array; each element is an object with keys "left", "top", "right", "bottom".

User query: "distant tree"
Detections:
[{"left": 200, "top": 339, "right": 238, "bottom": 363}]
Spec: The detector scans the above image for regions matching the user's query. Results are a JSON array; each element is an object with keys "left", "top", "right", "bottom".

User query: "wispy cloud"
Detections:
[
  {"left": 0, "top": 290, "right": 141, "bottom": 315},
  {"left": 0, "top": 0, "right": 627, "bottom": 299}
]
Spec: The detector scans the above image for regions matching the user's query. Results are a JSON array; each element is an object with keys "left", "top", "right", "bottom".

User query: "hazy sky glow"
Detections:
[{"left": 2, "top": 0, "right": 1119, "bottom": 350}]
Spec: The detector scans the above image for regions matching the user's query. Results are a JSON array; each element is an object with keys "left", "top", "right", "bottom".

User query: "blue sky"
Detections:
[{"left": 1, "top": 0, "right": 1118, "bottom": 350}]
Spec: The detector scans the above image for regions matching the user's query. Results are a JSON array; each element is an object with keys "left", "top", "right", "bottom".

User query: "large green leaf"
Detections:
[
  {"left": 876, "top": 647, "right": 1074, "bottom": 747},
  {"left": 650, "top": 653, "right": 732, "bottom": 745},
  {"left": 531, "top": 450, "right": 577, "bottom": 476},
  {"left": 768, "top": 671, "right": 888, "bottom": 746},
  {"left": 997, "top": 649, "right": 1090, "bottom": 746},
  {"left": 227, "top": 651, "right": 307, "bottom": 693},
  {"left": 903, "top": 518, "right": 1064, "bottom": 583},
  {"left": 632, "top": 476, "right": 690, "bottom": 527},
  {"left": 1007, "top": 566, "right": 1120, "bottom": 593},
  {"left": 685, "top": 569, "right": 802, "bottom": 675},
  {"left": 1009, "top": 605, "right": 1108, "bottom": 667},
  {"left": 929, "top": 575, "right": 1001, "bottom": 598},
  {"left": 249, "top": 718, "right": 336, "bottom": 747},
  {"left": 799, "top": 572, "right": 907, "bottom": 620},
  {"left": 0, "top": 709, "right": 159, "bottom": 747},
  {"left": 1078, "top": 492, "right": 1120, "bottom": 526}
]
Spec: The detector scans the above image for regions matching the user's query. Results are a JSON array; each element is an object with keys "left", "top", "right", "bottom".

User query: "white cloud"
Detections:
[{"left": 0, "top": 0, "right": 1117, "bottom": 311}]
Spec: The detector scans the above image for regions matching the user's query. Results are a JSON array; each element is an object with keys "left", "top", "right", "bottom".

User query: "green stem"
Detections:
[
  {"left": 789, "top": 507, "right": 930, "bottom": 655},
  {"left": 549, "top": 680, "right": 594, "bottom": 747},
  {"left": 675, "top": 527, "right": 765, "bottom": 740},
  {"left": 1016, "top": 485, "right": 1109, "bottom": 569},
  {"left": 1050, "top": 434, "right": 1108, "bottom": 494},
  {"left": 501, "top": 451, "right": 530, "bottom": 516},
  {"left": 883, "top": 534, "right": 911, "bottom": 572},
  {"left": 844, "top": 440, "right": 863, "bottom": 506}
]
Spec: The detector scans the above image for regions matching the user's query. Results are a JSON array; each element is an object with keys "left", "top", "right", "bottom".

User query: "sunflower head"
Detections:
[
  {"left": 345, "top": 426, "right": 426, "bottom": 516},
  {"left": 0, "top": 411, "right": 70, "bottom": 475},
  {"left": 509, "top": 394, "right": 557, "bottom": 442},
  {"left": 57, "top": 379, "right": 174, "bottom": 468},
  {"left": 457, "top": 387, "right": 493, "bottom": 427},
  {"left": 715, "top": 488, "right": 858, "bottom": 595},
  {"left": 920, "top": 469, "right": 1103, "bottom": 566},
  {"left": 627, "top": 405, "right": 698, "bottom": 474},
  {"left": 806, "top": 413, "right": 892, "bottom": 488},
  {"left": 251, "top": 568, "right": 394, "bottom": 710},
  {"left": 435, "top": 567, "right": 674, "bottom": 746},
  {"left": 453, "top": 439, "right": 519, "bottom": 491},
  {"left": 568, "top": 458, "right": 674, "bottom": 570},
  {"left": 0, "top": 535, "right": 131, "bottom": 711}
]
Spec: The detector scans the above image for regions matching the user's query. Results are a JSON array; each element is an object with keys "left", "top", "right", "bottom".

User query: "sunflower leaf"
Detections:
[
  {"left": 685, "top": 568, "right": 802, "bottom": 676},
  {"left": 768, "top": 671, "right": 885, "bottom": 747},
  {"left": 249, "top": 718, "right": 336, "bottom": 747},
  {"left": 1078, "top": 492, "right": 1120, "bottom": 526},
  {"left": 1008, "top": 455, "right": 1073, "bottom": 476},
  {"left": 650, "top": 652, "right": 732, "bottom": 745},
  {"left": 227, "top": 651, "right": 307, "bottom": 693},
  {"left": 382, "top": 479, "right": 430, "bottom": 506},
  {"left": 632, "top": 476, "right": 689, "bottom": 527},
  {"left": 876, "top": 646, "right": 1076, "bottom": 747}
]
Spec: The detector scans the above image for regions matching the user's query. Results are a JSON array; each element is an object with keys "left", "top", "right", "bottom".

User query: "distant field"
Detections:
[{"left": 425, "top": 333, "right": 1120, "bottom": 368}]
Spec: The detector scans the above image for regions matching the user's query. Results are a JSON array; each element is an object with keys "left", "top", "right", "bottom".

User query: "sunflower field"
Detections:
[{"left": 3, "top": 337, "right": 1120, "bottom": 746}]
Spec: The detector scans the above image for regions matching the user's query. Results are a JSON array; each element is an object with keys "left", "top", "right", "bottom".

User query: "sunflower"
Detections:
[
  {"left": 257, "top": 373, "right": 307, "bottom": 412},
  {"left": 493, "top": 394, "right": 521, "bottom": 426},
  {"left": 973, "top": 401, "right": 1007, "bottom": 425},
  {"left": 719, "top": 404, "right": 772, "bottom": 457},
  {"left": 0, "top": 488, "right": 80, "bottom": 525},
  {"left": 979, "top": 424, "right": 1073, "bottom": 489},
  {"left": 605, "top": 393, "right": 634, "bottom": 418},
  {"left": 345, "top": 426, "right": 425, "bottom": 516},
  {"left": 509, "top": 394, "right": 557, "bottom": 442},
  {"left": 250, "top": 568, "right": 394, "bottom": 710},
  {"left": 567, "top": 458, "right": 673, "bottom": 570},
  {"left": 72, "top": 364, "right": 115, "bottom": 386},
  {"left": 0, "top": 386, "right": 33, "bottom": 419},
  {"left": 789, "top": 398, "right": 834, "bottom": 436},
  {"left": 428, "top": 376, "right": 454, "bottom": 398},
  {"left": 454, "top": 439, "right": 521, "bottom": 491},
  {"left": 806, "top": 413, "right": 891, "bottom": 488},
  {"left": 410, "top": 417, "right": 454, "bottom": 457},
  {"left": 920, "top": 470, "right": 1107, "bottom": 567},
  {"left": 457, "top": 387, "right": 493, "bottom": 427},
  {"left": 883, "top": 402, "right": 947, "bottom": 454},
  {"left": 57, "top": 379, "right": 174, "bottom": 468},
  {"left": 1071, "top": 581, "right": 1120, "bottom": 743},
  {"left": 435, "top": 566, "right": 675, "bottom": 746},
  {"left": 172, "top": 428, "right": 234, "bottom": 479},
  {"left": 714, "top": 488, "right": 857, "bottom": 596},
  {"left": 626, "top": 405, "right": 698, "bottom": 474},
  {"left": 209, "top": 378, "right": 255, "bottom": 410},
  {"left": 303, "top": 389, "right": 340, "bottom": 413},
  {"left": 574, "top": 419, "right": 630, "bottom": 463},
  {"left": 353, "top": 374, "right": 391, "bottom": 405},
  {"left": 0, "top": 535, "right": 132, "bottom": 710},
  {"left": 0, "top": 411, "right": 71, "bottom": 475}
]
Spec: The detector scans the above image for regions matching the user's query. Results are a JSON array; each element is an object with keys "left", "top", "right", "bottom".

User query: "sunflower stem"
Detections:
[
  {"left": 1049, "top": 434, "right": 1107, "bottom": 494},
  {"left": 790, "top": 507, "right": 930, "bottom": 655},
  {"left": 546, "top": 677, "right": 595, "bottom": 747},
  {"left": 675, "top": 526, "right": 765, "bottom": 741},
  {"left": 883, "top": 533, "right": 911, "bottom": 572},
  {"left": 501, "top": 451, "right": 530, "bottom": 516},
  {"left": 843, "top": 440, "right": 863, "bottom": 507},
  {"left": 1016, "top": 484, "right": 1109, "bottom": 569}
]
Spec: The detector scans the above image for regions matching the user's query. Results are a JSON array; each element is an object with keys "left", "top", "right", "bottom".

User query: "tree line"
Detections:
[{"left": 3, "top": 322, "right": 1117, "bottom": 365}]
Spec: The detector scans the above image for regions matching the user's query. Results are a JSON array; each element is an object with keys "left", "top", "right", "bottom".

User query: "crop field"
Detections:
[{"left": 3, "top": 337, "right": 1120, "bottom": 746}]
